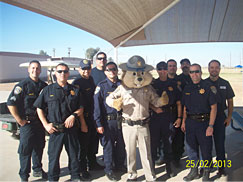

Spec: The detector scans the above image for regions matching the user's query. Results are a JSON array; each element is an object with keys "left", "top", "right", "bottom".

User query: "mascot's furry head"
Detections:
[{"left": 119, "top": 55, "right": 154, "bottom": 88}]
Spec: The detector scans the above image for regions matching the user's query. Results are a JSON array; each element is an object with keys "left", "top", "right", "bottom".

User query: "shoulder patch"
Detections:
[
  {"left": 95, "top": 86, "right": 100, "bottom": 94},
  {"left": 14, "top": 86, "right": 22, "bottom": 95},
  {"left": 210, "top": 86, "right": 217, "bottom": 94},
  {"left": 10, "top": 96, "right": 16, "bottom": 101}
]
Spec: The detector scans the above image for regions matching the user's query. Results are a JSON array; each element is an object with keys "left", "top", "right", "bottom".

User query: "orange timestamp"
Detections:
[{"left": 186, "top": 160, "right": 232, "bottom": 168}]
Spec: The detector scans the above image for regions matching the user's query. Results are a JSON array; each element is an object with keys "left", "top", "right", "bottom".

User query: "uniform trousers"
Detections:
[
  {"left": 122, "top": 122, "right": 155, "bottom": 181},
  {"left": 213, "top": 112, "right": 226, "bottom": 164},
  {"left": 48, "top": 127, "right": 80, "bottom": 181},
  {"left": 79, "top": 115, "right": 99, "bottom": 171},
  {"left": 172, "top": 128, "right": 185, "bottom": 160},
  {"left": 150, "top": 112, "right": 175, "bottom": 165},
  {"left": 185, "top": 118, "right": 212, "bottom": 168},
  {"left": 100, "top": 119, "right": 126, "bottom": 174},
  {"left": 18, "top": 121, "right": 45, "bottom": 180}
]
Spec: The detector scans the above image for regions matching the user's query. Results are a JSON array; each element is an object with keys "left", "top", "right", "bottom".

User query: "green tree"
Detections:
[
  {"left": 85, "top": 47, "right": 100, "bottom": 59},
  {"left": 39, "top": 50, "right": 49, "bottom": 56},
  {"left": 108, "top": 57, "right": 114, "bottom": 62}
]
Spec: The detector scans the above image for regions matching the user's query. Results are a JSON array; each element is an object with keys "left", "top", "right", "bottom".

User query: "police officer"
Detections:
[
  {"left": 34, "top": 63, "right": 87, "bottom": 181},
  {"left": 181, "top": 63, "right": 217, "bottom": 181},
  {"left": 72, "top": 59, "right": 101, "bottom": 179},
  {"left": 93, "top": 62, "right": 126, "bottom": 181},
  {"left": 167, "top": 59, "right": 178, "bottom": 80},
  {"left": 7, "top": 60, "right": 47, "bottom": 181},
  {"left": 206, "top": 60, "right": 235, "bottom": 176},
  {"left": 150, "top": 61, "right": 182, "bottom": 178},
  {"left": 91, "top": 52, "right": 107, "bottom": 86},
  {"left": 172, "top": 58, "right": 192, "bottom": 167},
  {"left": 178, "top": 58, "right": 192, "bottom": 90}
]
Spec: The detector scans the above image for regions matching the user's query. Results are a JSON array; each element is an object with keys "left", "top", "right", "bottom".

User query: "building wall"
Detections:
[{"left": 0, "top": 52, "right": 80, "bottom": 83}]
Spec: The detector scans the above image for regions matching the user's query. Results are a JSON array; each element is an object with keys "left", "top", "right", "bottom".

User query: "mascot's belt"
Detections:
[{"left": 122, "top": 118, "right": 149, "bottom": 126}]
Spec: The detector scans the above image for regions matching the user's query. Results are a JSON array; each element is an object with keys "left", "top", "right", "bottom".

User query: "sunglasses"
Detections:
[
  {"left": 189, "top": 70, "right": 200, "bottom": 74},
  {"left": 56, "top": 70, "right": 69, "bottom": 74},
  {"left": 82, "top": 67, "right": 91, "bottom": 70},
  {"left": 106, "top": 68, "right": 117, "bottom": 72},
  {"left": 97, "top": 57, "right": 106, "bottom": 61},
  {"left": 157, "top": 68, "right": 167, "bottom": 71}
]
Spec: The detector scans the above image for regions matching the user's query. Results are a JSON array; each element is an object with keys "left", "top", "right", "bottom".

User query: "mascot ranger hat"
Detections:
[{"left": 119, "top": 55, "right": 154, "bottom": 72}]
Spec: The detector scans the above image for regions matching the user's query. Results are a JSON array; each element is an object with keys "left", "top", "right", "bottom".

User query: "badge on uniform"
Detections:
[
  {"left": 95, "top": 86, "right": 100, "bottom": 94},
  {"left": 86, "top": 88, "right": 91, "bottom": 91},
  {"left": 199, "top": 88, "right": 205, "bottom": 94},
  {"left": 168, "top": 86, "right": 173, "bottom": 91},
  {"left": 185, "top": 92, "right": 190, "bottom": 95},
  {"left": 210, "top": 86, "right": 217, "bottom": 94},
  {"left": 70, "top": 90, "right": 75, "bottom": 96},
  {"left": 14, "top": 86, "right": 22, "bottom": 95},
  {"left": 28, "top": 93, "right": 34, "bottom": 96},
  {"left": 50, "top": 94, "right": 54, "bottom": 97}
]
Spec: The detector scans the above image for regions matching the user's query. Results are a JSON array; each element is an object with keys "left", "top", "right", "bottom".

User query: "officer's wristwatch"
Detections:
[
  {"left": 71, "top": 113, "right": 78, "bottom": 119},
  {"left": 208, "top": 124, "right": 214, "bottom": 128}
]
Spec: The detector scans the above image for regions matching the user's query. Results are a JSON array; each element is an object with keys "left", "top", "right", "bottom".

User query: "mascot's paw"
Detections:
[
  {"left": 159, "top": 91, "right": 169, "bottom": 106},
  {"left": 113, "top": 97, "right": 123, "bottom": 111}
]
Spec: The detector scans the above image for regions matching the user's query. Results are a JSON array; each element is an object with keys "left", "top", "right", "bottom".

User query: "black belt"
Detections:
[
  {"left": 25, "top": 115, "right": 39, "bottom": 122},
  {"left": 160, "top": 104, "right": 177, "bottom": 113},
  {"left": 122, "top": 118, "right": 149, "bottom": 126},
  {"left": 53, "top": 123, "right": 65, "bottom": 132},
  {"left": 187, "top": 113, "right": 210, "bottom": 122},
  {"left": 106, "top": 113, "right": 119, "bottom": 121}
]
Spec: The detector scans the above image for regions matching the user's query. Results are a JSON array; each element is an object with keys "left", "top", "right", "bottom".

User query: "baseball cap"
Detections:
[
  {"left": 156, "top": 61, "right": 167, "bottom": 70},
  {"left": 79, "top": 59, "right": 91, "bottom": 69},
  {"left": 180, "top": 58, "right": 191, "bottom": 65}
]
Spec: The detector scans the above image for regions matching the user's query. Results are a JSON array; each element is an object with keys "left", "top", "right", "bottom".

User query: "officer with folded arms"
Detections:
[
  {"left": 93, "top": 62, "right": 126, "bottom": 181},
  {"left": 34, "top": 63, "right": 87, "bottom": 181},
  {"left": 181, "top": 63, "right": 217, "bottom": 182},
  {"left": 7, "top": 60, "right": 47, "bottom": 182}
]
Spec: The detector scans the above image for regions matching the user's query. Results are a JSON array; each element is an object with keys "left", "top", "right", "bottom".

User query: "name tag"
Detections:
[{"left": 220, "top": 86, "right": 226, "bottom": 89}]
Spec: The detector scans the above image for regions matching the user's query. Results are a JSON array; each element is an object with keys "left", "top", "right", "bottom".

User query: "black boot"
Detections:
[
  {"left": 165, "top": 162, "right": 176, "bottom": 178},
  {"left": 202, "top": 169, "right": 210, "bottom": 181},
  {"left": 183, "top": 168, "right": 199, "bottom": 181},
  {"left": 218, "top": 168, "right": 226, "bottom": 176}
]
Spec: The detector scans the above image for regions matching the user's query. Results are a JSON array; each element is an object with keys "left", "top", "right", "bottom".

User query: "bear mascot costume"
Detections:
[{"left": 106, "top": 55, "right": 169, "bottom": 181}]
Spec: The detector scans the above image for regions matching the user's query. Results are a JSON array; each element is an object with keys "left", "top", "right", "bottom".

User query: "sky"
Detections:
[{"left": 1, "top": 2, "right": 243, "bottom": 67}]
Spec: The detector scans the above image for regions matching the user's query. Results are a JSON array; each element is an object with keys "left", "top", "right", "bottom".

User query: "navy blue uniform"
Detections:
[
  {"left": 205, "top": 77, "right": 235, "bottom": 165},
  {"left": 150, "top": 78, "right": 180, "bottom": 165},
  {"left": 177, "top": 73, "right": 192, "bottom": 91},
  {"left": 34, "top": 83, "right": 83, "bottom": 181},
  {"left": 93, "top": 78, "right": 126, "bottom": 174},
  {"left": 182, "top": 80, "right": 217, "bottom": 167},
  {"left": 91, "top": 67, "right": 106, "bottom": 86},
  {"left": 7, "top": 77, "right": 47, "bottom": 180},
  {"left": 172, "top": 73, "right": 192, "bottom": 161},
  {"left": 72, "top": 75, "right": 98, "bottom": 171}
]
